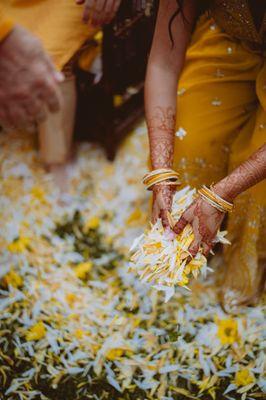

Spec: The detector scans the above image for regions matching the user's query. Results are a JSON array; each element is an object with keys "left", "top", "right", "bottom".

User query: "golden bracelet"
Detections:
[
  {"left": 202, "top": 185, "right": 233, "bottom": 212},
  {"left": 198, "top": 185, "right": 234, "bottom": 213},
  {"left": 142, "top": 168, "right": 178, "bottom": 184},
  {"left": 145, "top": 172, "right": 179, "bottom": 186},
  {"left": 142, "top": 168, "right": 180, "bottom": 191},
  {"left": 146, "top": 177, "right": 180, "bottom": 190}
]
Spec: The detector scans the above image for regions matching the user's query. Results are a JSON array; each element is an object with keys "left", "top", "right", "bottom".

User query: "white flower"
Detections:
[{"left": 175, "top": 127, "right": 187, "bottom": 140}]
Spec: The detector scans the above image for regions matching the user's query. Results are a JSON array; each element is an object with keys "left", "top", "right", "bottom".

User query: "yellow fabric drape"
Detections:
[
  {"left": 2, "top": 0, "right": 97, "bottom": 70},
  {"left": 175, "top": 14, "right": 266, "bottom": 309},
  {"left": 0, "top": 8, "right": 14, "bottom": 42}
]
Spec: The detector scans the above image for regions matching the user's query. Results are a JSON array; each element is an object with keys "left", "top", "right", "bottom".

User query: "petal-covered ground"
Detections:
[{"left": 0, "top": 126, "right": 265, "bottom": 400}]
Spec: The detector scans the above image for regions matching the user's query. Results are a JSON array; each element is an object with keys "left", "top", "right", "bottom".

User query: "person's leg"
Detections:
[
  {"left": 173, "top": 13, "right": 265, "bottom": 307},
  {"left": 5, "top": 0, "right": 99, "bottom": 184},
  {"left": 38, "top": 75, "right": 76, "bottom": 189}
]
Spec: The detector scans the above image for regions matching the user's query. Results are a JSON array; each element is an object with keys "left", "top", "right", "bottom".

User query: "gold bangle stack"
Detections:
[
  {"left": 198, "top": 185, "right": 234, "bottom": 213},
  {"left": 142, "top": 168, "right": 180, "bottom": 190}
]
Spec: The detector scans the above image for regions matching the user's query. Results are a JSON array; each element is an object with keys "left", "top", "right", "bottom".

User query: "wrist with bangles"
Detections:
[
  {"left": 198, "top": 184, "right": 234, "bottom": 213},
  {"left": 142, "top": 169, "right": 234, "bottom": 214},
  {"left": 142, "top": 168, "right": 181, "bottom": 190}
]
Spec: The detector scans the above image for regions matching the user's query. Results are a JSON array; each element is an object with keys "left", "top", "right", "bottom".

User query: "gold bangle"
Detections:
[
  {"left": 201, "top": 186, "right": 233, "bottom": 213},
  {"left": 146, "top": 177, "right": 180, "bottom": 191},
  {"left": 145, "top": 172, "right": 179, "bottom": 186},
  {"left": 142, "top": 168, "right": 178, "bottom": 184},
  {"left": 199, "top": 187, "right": 233, "bottom": 213},
  {"left": 142, "top": 168, "right": 180, "bottom": 190},
  {"left": 198, "top": 191, "right": 226, "bottom": 213},
  {"left": 198, "top": 185, "right": 234, "bottom": 213}
]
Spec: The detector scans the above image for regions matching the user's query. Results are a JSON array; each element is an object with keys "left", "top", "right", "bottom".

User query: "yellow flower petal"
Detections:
[
  {"left": 84, "top": 217, "right": 100, "bottom": 231},
  {"left": 26, "top": 322, "right": 46, "bottom": 341},
  {"left": 106, "top": 348, "right": 125, "bottom": 360},
  {"left": 234, "top": 369, "right": 255, "bottom": 387},
  {"left": 74, "top": 329, "right": 85, "bottom": 339},
  {"left": 126, "top": 208, "right": 143, "bottom": 225},
  {"left": 74, "top": 262, "right": 93, "bottom": 280},
  {"left": 8, "top": 237, "right": 30, "bottom": 253},
  {"left": 2, "top": 270, "right": 23, "bottom": 288},
  {"left": 217, "top": 318, "right": 238, "bottom": 345}
]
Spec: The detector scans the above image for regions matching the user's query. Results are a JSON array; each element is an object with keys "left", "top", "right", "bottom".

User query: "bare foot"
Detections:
[{"left": 46, "top": 163, "right": 71, "bottom": 194}]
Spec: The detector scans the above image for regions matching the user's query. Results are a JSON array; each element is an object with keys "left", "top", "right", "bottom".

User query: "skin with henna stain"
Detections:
[{"left": 174, "top": 144, "right": 266, "bottom": 258}]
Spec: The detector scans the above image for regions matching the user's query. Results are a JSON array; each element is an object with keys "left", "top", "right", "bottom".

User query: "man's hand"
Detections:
[
  {"left": 0, "top": 25, "right": 63, "bottom": 130},
  {"left": 76, "top": 0, "right": 121, "bottom": 26}
]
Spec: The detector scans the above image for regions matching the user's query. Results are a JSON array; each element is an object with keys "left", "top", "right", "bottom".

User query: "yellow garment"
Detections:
[
  {"left": 175, "top": 14, "right": 266, "bottom": 309},
  {"left": 2, "top": 0, "right": 98, "bottom": 70},
  {"left": 0, "top": 8, "right": 14, "bottom": 42}
]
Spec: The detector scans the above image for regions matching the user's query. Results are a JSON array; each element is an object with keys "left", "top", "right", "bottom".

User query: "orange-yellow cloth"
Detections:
[
  {"left": 175, "top": 13, "right": 266, "bottom": 309},
  {"left": 0, "top": 8, "right": 14, "bottom": 42},
  {"left": 2, "top": 0, "right": 98, "bottom": 70}
]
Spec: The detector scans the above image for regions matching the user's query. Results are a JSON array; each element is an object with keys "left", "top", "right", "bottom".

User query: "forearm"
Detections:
[
  {"left": 145, "top": 0, "right": 196, "bottom": 170},
  {"left": 214, "top": 144, "right": 266, "bottom": 201},
  {"left": 145, "top": 67, "right": 178, "bottom": 169}
]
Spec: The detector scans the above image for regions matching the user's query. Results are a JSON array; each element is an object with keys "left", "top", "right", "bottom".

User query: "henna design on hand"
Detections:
[
  {"left": 152, "top": 184, "right": 176, "bottom": 227},
  {"left": 213, "top": 144, "right": 266, "bottom": 201},
  {"left": 147, "top": 106, "right": 175, "bottom": 169},
  {"left": 148, "top": 106, "right": 175, "bottom": 134},
  {"left": 148, "top": 106, "right": 176, "bottom": 225},
  {"left": 174, "top": 197, "right": 225, "bottom": 258}
]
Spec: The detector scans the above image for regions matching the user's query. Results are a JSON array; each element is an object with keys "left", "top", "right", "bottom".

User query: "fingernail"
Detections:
[{"left": 54, "top": 71, "right": 64, "bottom": 82}]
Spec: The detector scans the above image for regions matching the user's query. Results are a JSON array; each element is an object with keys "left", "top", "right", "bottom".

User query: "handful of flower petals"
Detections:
[{"left": 129, "top": 187, "right": 230, "bottom": 302}]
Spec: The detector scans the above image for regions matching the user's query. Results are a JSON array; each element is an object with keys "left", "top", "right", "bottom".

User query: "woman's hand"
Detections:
[
  {"left": 173, "top": 196, "right": 225, "bottom": 258},
  {"left": 152, "top": 184, "right": 176, "bottom": 227},
  {"left": 172, "top": 142, "right": 266, "bottom": 260},
  {"left": 76, "top": 0, "right": 121, "bottom": 26}
]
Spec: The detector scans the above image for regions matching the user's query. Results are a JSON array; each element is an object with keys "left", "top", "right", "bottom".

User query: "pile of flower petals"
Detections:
[{"left": 0, "top": 128, "right": 265, "bottom": 400}]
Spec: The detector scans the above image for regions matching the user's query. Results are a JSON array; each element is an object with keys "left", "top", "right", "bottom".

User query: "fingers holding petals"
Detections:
[{"left": 173, "top": 214, "right": 188, "bottom": 234}]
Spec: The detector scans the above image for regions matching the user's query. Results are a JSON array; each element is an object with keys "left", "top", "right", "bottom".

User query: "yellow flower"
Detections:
[
  {"left": 26, "top": 322, "right": 46, "bottom": 341},
  {"left": 234, "top": 369, "right": 255, "bottom": 387},
  {"left": 74, "top": 329, "right": 85, "bottom": 339},
  {"left": 30, "top": 186, "right": 46, "bottom": 203},
  {"left": 178, "top": 274, "right": 189, "bottom": 287},
  {"left": 7, "top": 237, "right": 30, "bottom": 253},
  {"left": 106, "top": 348, "right": 125, "bottom": 360},
  {"left": 217, "top": 318, "right": 238, "bottom": 345},
  {"left": 74, "top": 261, "right": 93, "bottom": 280},
  {"left": 84, "top": 217, "right": 100, "bottom": 231},
  {"left": 66, "top": 293, "right": 77, "bottom": 306},
  {"left": 126, "top": 208, "right": 143, "bottom": 225},
  {"left": 2, "top": 270, "right": 23, "bottom": 288}
]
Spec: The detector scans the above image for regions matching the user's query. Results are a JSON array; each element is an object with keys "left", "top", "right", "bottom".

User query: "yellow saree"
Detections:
[
  {"left": 175, "top": 10, "right": 266, "bottom": 310},
  {"left": 2, "top": 0, "right": 97, "bottom": 70}
]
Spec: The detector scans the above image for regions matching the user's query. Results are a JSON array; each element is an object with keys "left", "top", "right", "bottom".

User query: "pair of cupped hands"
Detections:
[
  {"left": 152, "top": 184, "right": 226, "bottom": 258},
  {"left": 0, "top": 0, "right": 121, "bottom": 131}
]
